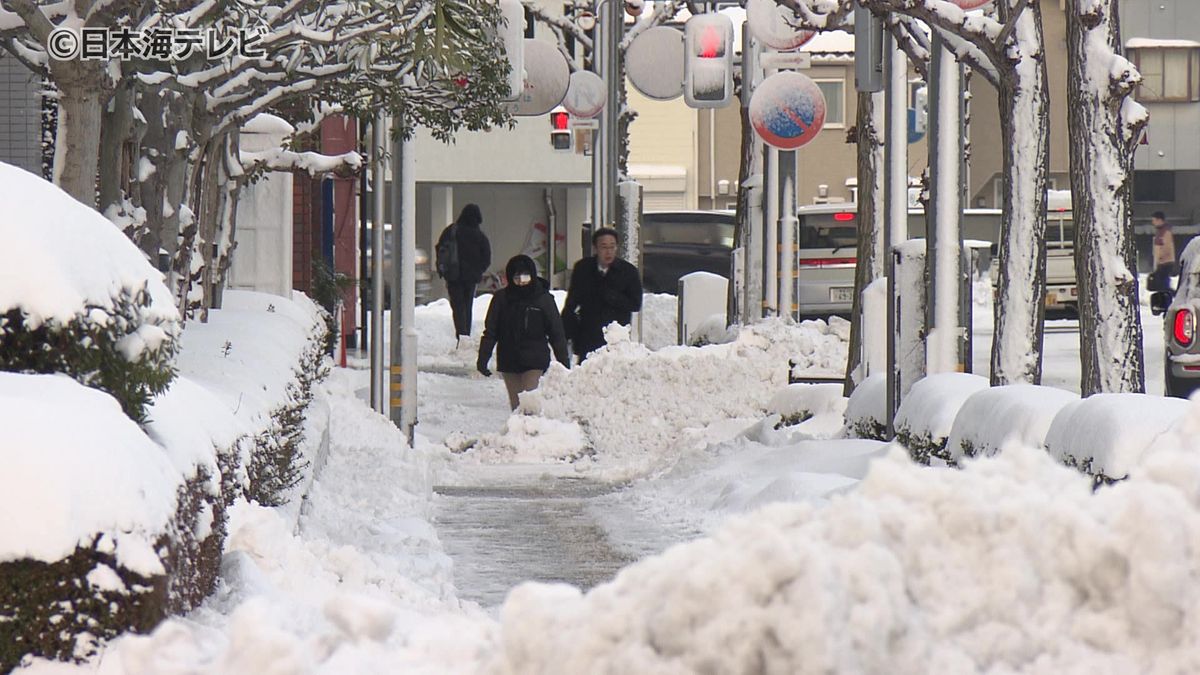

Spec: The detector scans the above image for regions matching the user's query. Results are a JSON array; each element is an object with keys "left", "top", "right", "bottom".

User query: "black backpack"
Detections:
[{"left": 436, "top": 224, "right": 460, "bottom": 281}]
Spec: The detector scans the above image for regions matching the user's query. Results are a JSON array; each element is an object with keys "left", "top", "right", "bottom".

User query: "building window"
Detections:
[
  {"left": 1132, "top": 47, "right": 1200, "bottom": 102},
  {"left": 1134, "top": 170, "right": 1176, "bottom": 203},
  {"left": 814, "top": 80, "right": 845, "bottom": 127}
]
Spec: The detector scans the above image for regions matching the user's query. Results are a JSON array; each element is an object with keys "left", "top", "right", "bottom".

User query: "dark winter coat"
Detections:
[
  {"left": 561, "top": 255, "right": 643, "bottom": 357},
  {"left": 479, "top": 256, "right": 570, "bottom": 373},
  {"left": 437, "top": 217, "right": 491, "bottom": 285}
]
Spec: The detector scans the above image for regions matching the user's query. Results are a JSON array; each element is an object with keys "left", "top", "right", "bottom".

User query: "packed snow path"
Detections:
[{"left": 433, "top": 480, "right": 635, "bottom": 608}]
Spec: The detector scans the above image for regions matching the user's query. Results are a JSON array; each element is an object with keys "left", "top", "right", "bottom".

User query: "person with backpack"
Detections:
[
  {"left": 477, "top": 255, "right": 570, "bottom": 410},
  {"left": 436, "top": 204, "right": 491, "bottom": 343}
]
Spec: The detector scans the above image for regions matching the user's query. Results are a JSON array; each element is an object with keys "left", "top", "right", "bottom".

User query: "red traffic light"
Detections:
[
  {"left": 834, "top": 212, "right": 855, "bottom": 222},
  {"left": 551, "top": 111, "right": 569, "bottom": 130},
  {"left": 698, "top": 26, "right": 724, "bottom": 58}
]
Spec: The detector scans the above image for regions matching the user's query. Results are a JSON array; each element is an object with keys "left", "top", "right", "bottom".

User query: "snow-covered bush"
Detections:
[
  {"left": 767, "top": 383, "right": 847, "bottom": 430},
  {"left": 0, "top": 374, "right": 231, "bottom": 670},
  {"left": 845, "top": 374, "right": 887, "bottom": 440},
  {"left": 0, "top": 163, "right": 179, "bottom": 422},
  {"left": 1045, "top": 393, "right": 1191, "bottom": 485},
  {"left": 177, "top": 291, "right": 330, "bottom": 507},
  {"left": 893, "top": 373, "right": 989, "bottom": 465},
  {"left": 945, "top": 384, "right": 1077, "bottom": 463}
]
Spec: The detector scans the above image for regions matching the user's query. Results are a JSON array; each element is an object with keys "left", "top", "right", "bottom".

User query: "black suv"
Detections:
[{"left": 640, "top": 210, "right": 736, "bottom": 294}]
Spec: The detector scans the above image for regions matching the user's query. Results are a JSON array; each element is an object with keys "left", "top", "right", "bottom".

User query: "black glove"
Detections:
[{"left": 476, "top": 358, "right": 492, "bottom": 377}]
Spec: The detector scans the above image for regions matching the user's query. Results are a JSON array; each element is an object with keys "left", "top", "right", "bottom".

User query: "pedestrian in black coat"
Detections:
[
  {"left": 478, "top": 255, "right": 570, "bottom": 409},
  {"left": 437, "top": 204, "right": 492, "bottom": 341},
  {"left": 561, "top": 227, "right": 643, "bottom": 362}
]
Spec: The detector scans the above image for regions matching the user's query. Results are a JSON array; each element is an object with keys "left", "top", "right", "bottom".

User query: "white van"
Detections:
[
  {"left": 986, "top": 191, "right": 1078, "bottom": 317},
  {"left": 792, "top": 204, "right": 1003, "bottom": 317}
]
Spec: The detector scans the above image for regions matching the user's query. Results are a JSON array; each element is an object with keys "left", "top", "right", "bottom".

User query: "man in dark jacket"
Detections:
[
  {"left": 437, "top": 204, "right": 492, "bottom": 342},
  {"left": 477, "top": 255, "right": 570, "bottom": 409},
  {"left": 561, "top": 227, "right": 643, "bottom": 362}
]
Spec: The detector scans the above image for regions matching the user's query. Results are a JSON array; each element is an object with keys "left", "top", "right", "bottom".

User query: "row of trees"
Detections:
[
  {"left": 1, "top": 0, "right": 514, "bottom": 319},
  {"left": 776, "top": 0, "right": 1144, "bottom": 396}
]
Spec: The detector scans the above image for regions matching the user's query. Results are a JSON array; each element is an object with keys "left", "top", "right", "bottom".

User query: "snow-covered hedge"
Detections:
[
  {"left": 0, "top": 374, "right": 235, "bottom": 670},
  {"left": 945, "top": 384, "right": 1078, "bottom": 463},
  {"left": 177, "top": 291, "right": 330, "bottom": 506},
  {"left": 767, "top": 383, "right": 847, "bottom": 431},
  {"left": 1045, "top": 393, "right": 1191, "bottom": 484},
  {"left": 845, "top": 374, "right": 887, "bottom": 440},
  {"left": 894, "top": 373, "right": 989, "bottom": 465},
  {"left": 0, "top": 162, "right": 180, "bottom": 422}
]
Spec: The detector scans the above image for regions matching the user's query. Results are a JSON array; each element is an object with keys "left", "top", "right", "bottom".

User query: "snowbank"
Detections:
[
  {"left": 516, "top": 318, "right": 848, "bottom": 479},
  {"left": 490, "top": 435, "right": 1200, "bottom": 674},
  {"left": 639, "top": 293, "right": 679, "bottom": 350},
  {"left": 0, "top": 373, "right": 177, "bottom": 572},
  {"left": 1045, "top": 393, "right": 1192, "bottom": 480},
  {"left": 945, "top": 384, "right": 1078, "bottom": 462},
  {"left": 0, "top": 162, "right": 177, "bottom": 336},
  {"left": 766, "top": 383, "right": 848, "bottom": 439}
]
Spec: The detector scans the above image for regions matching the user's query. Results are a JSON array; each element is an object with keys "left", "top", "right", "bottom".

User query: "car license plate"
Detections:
[
  {"left": 1045, "top": 292, "right": 1058, "bottom": 306},
  {"left": 830, "top": 287, "right": 854, "bottom": 303}
]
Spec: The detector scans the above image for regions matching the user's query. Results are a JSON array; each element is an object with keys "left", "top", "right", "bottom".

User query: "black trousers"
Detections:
[{"left": 446, "top": 281, "right": 476, "bottom": 337}]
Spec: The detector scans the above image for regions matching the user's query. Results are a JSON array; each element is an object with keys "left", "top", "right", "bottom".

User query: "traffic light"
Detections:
[
  {"left": 550, "top": 107, "right": 571, "bottom": 151},
  {"left": 498, "top": 0, "right": 525, "bottom": 102},
  {"left": 684, "top": 14, "right": 734, "bottom": 109}
]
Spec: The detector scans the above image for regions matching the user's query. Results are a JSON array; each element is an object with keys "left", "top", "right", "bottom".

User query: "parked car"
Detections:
[
  {"left": 641, "top": 210, "right": 736, "bottom": 294},
  {"left": 1152, "top": 237, "right": 1200, "bottom": 398},
  {"left": 987, "top": 191, "right": 1078, "bottom": 318},
  {"left": 363, "top": 224, "right": 432, "bottom": 306},
  {"left": 796, "top": 204, "right": 1002, "bottom": 317}
]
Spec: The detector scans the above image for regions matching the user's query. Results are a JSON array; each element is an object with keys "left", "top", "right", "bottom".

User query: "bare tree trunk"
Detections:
[
  {"left": 98, "top": 81, "right": 135, "bottom": 217},
  {"left": 729, "top": 102, "right": 762, "bottom": 325},
  {"left": 989, "top": 3, "right": 1051, "bottom": 385},
  {"left": 52, "top": 66, "right": 109, "bottom": 207},
  {"left": 1067, "top": 0, "right": 1146, "bottom": 395},
  {"left": 844, "top": 90, "right": 887, "bottom": 395}
]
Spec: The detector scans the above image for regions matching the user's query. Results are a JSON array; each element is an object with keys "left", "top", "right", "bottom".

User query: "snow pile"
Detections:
[
  {"left": 490, "top": 439, "right": 1200, "bottom": 674},
  {"left": 519, "top": 318, "right": 848, "bottom": 479},
  {"left": 1045, "top": 393, "right": 1192, "bottom": 480},
  {"left": 945, "top": 384, "right": 1078, "bottom": 462},
  {"left": 893, "top": 373, "right": 989, "bottom": 463},
  {"left": 462, "top": 410, "right": 591, "bottom": 464},
  {"left": 0, "top": 161, "right": 177, "bottom": 342},
  {"left": 145, "top": 375, "right": 252, "bottom": 493},
  {"left": 0, "top": 373, "right": 177, "bottom": 575},
  {"left": 639, "top": 293, "right": 678, "bottom": 350}
]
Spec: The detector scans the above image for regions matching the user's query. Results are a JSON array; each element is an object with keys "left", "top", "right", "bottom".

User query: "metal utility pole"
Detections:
[
  {"left": 739, "top": 25, "right": 764, "bottom": 323},
  {"left": 764, "top": 145, "right": 778, "bottom": 317},
  {"left": 371, "top": 114, "right": 387, "bottom": 414},
  {"left": 777, "top": 150, "right": 797, "bottom": 320},
  {"left": 884, "top": 32, "right": 908, "bottom": 435},
  {"left": 591, "top": 0, "right": 623, "bottom": 230},
  {"left": 926, "top": 34, "right": 964, "bottom": 374},
  {"left": 389, "top": 119, "right": 418, "bottom": 444}
]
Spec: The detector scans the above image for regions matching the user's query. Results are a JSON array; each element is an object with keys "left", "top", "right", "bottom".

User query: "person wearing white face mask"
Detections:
[{"left": 477, "top": 255, "right": 570, "bottom": 409}]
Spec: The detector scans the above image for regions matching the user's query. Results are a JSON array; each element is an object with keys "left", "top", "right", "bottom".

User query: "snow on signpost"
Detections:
[{"left": 748, "top": 71, "right": 826, "bottom": 150}]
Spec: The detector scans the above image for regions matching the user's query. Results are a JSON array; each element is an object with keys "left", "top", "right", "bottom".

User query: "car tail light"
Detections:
[
  {"left": 1174, "top": 308, "right": 1194, "bottom": 347},
  {"left": 798, "top": 257, "right": 857, "bottom": 268}
]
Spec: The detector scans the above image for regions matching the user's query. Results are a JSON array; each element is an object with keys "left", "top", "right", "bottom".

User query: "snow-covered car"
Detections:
[{"left": 1153, "top": 237, "right": 1200, "bottom": 398}]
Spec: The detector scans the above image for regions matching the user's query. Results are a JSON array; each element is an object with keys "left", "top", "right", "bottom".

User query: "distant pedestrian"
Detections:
[
  {"left": 477, "top": 255, "right": 570, "bottom": 410},
  {"left": 436, "top": 204, "right": 492, "bottom": 344},
  {"left": 1149, "top": 211, "right": 1177, "bottom": 292},
  {"left": 561, "top": 227, "right": 643, "bottom": 362}
]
